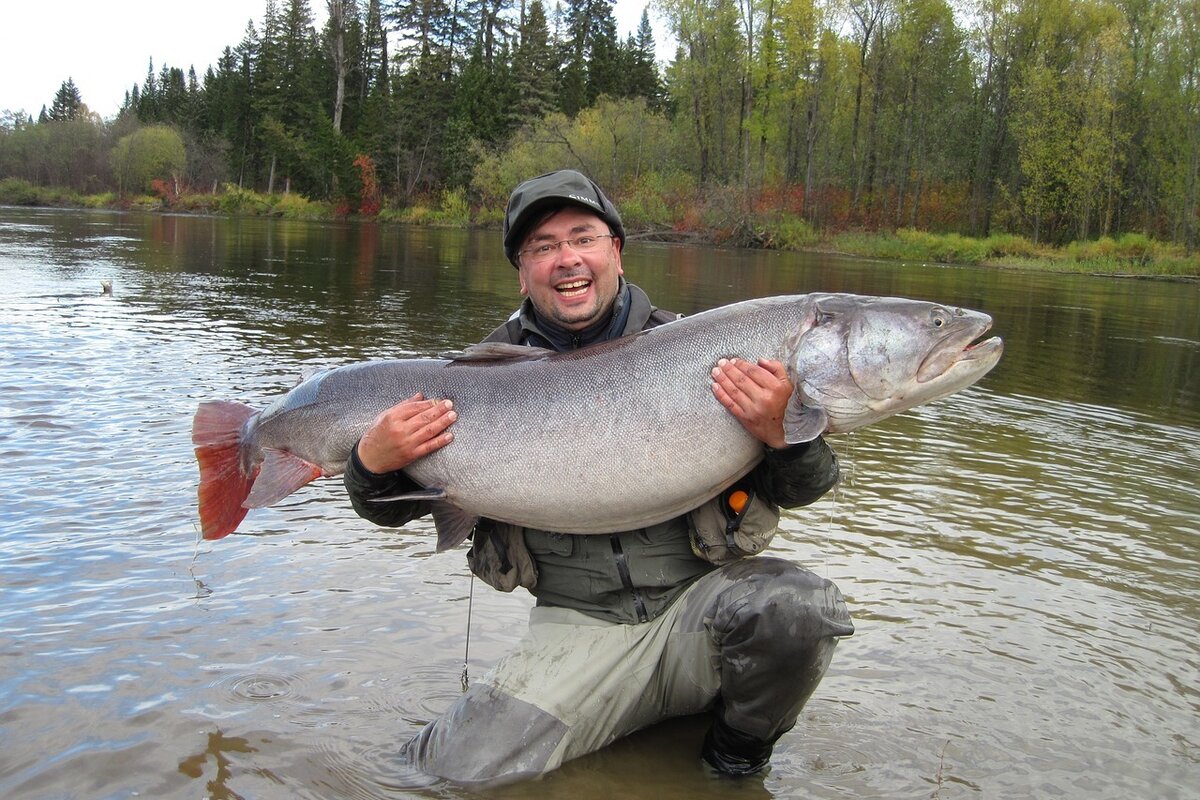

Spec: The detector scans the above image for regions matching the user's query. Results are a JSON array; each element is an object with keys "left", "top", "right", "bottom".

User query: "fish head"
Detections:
[{"left": 786, "top": 294, "right": 1004, "bottom": 439}]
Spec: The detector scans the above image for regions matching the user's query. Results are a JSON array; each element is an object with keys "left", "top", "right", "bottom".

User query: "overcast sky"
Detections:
[{"left": 1, "top": 0, "right": 671, "bottom": 121}]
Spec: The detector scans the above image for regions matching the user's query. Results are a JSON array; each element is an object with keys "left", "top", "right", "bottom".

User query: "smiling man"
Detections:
[{"left": 344, "top": 170, "right": 853, "bottom": 787}]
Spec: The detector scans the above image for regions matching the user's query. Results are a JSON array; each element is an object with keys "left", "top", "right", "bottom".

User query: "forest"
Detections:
[{"left": 1, "top": 0, "right": 1198, "bottom": 253}]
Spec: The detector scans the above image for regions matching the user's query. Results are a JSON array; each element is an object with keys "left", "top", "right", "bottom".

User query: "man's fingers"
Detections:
[
  {"left": 412, "top": 428, "right": 454, "bottom": 458},
  {"left": 712, "top": 358, "right": 778, "bottom": 397},
  {"left": 391, "top": 395, "right": 452, "bottom": 422},
  {"left": 357, "top": 396, "right": 457, "bottom": 473},
  {"left": 756, "top": 358, "right": 789, "bottom": 381}
]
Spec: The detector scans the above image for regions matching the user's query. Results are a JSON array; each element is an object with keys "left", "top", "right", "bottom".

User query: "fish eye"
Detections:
[{"left": 931, "top": 310, "right": 948, "bottom": 328}]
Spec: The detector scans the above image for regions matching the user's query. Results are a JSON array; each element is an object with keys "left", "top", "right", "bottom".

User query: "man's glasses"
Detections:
[{"left": 518, "top": 234, "right": 615, "bottom": 266}]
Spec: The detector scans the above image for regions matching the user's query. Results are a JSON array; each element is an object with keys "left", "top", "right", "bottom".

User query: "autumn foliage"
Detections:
[{"left": 353, "top": 154, "right": 381, "bottom": 217}]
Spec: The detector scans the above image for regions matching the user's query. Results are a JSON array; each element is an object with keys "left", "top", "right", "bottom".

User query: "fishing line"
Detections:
[
  {"left": 461, "top": 573, "right": 475, "bottom": 692},
  {"left": 189, "top": 528, "right": 213, "bottom": 600},
  {"left": 822, "top": 430, "right": 856, "bottom": 579}
]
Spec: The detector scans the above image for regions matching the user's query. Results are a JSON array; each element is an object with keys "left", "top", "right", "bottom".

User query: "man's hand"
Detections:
[
  {"left": 355, "top": 393, "right": 457, "bottom": 474},
  {"left": 711, "top": 358, "right": 792, "bottom": 449}
]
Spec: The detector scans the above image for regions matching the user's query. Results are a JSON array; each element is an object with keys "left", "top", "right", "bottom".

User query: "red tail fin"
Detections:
[{"left": 192, "top": 401, "right": 258, "bottom": 540}]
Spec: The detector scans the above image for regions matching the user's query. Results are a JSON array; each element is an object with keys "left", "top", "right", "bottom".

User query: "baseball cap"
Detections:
[{"left": 503, "top": 170, "right": 625, "bottom": 266}]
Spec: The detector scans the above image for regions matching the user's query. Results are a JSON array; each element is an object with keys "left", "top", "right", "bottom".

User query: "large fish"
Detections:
[{"left": 193, "top": 293, "right": 1003, "bottom": 547}]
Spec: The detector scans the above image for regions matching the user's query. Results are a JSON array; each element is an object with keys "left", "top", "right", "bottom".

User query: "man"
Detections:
[{"left": 344, "top": 170, "right": 853, "bottom": 787}]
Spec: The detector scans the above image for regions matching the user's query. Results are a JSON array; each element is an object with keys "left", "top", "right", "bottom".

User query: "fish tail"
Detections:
[{"left": 192, "top": 401, "right": 258, "bottom": 540}]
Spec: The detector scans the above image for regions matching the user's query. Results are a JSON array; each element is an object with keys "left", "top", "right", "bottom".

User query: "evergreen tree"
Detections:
[
  {"left": 48, "top": 78, "right": 84, "bottom": 121},
  {"left": 512, "top": 0, "right": 558, "bottom": 121},
  {"left": 387, "top": 0, "right": 465, "bottom": 196},
  {"left": 622, "top": 10, "right": 662, "bottom": 106},
  {"left": 137, "top": 59, "right": 160, "bottom": 121},
  {"left": 587, "top": 3, "right": 622, "bottom": 101}
]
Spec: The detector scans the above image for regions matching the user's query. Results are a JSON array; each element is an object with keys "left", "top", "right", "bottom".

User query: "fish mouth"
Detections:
[{"left": 917, "top": 318, "right": 1004, "bottom": 383}]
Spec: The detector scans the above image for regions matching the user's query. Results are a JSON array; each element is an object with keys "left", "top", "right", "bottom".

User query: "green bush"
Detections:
[
  {"left": 773, "top": 216, "right": 820, "bottom": 250},
  {"left": 175, "top": 193, "right": 221, "bottom": 213},
  {"left": 472, "top": 203, "right": 504, "bottom": 228},
  {"left": 432, "top": 187, "right": 470, "bottom": 225},
  {"left": 79, "top": 192, "right": 118, "bottom": 209},
  {"left": 217, "top": 184, "right": 272, "bottom": 215},
  {"left": 619, "top": 171, "right": 686, "bottom": 231},
  {"left": 895, "top": 228, "right": 991, "bottom": 264},
  {"left": 0, "top": 177, "right": 40, "bottom": 205},
  {"left": 271, "top": 192, "right": 329, "bottom": 220},
  {"left": 982, "top": 233, "right": 1040, "bottom": 259}
]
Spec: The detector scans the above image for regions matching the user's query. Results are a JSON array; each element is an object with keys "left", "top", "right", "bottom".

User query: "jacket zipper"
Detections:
[{"left": 609, "top": 534, "right": 649, "bottom": 623}]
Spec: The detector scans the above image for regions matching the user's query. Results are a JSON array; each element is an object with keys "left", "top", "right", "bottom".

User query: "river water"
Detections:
[{"left": 1, "top": 207, "right": 1196, "bottom": 799}]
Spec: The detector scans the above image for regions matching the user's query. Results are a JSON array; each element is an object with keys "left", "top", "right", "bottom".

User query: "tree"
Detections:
[
  {"left": 661, "top": 0, "right": 746, "bottom": 185},
  {"left": 512, "top": 0, "right": 558, "bottom": 121},
  {"left": 325, "top": 0, "right": 358, "bottom": 132},
  {"left": 111, "top": 125, "right": 188, "bottom": 196},
  {"left": 625, "top": 9, "right": 663, "bottom": 107},
  {"left": 48, "top": 78, "right": 84, "bottom": 121}
]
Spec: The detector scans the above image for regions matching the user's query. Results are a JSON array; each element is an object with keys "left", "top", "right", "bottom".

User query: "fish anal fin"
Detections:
[
  {"left": 783, "top": 395, "right": 828, "bottom": 444},
  {"left": 244, "top": 448, "right": 324, "bottom": 508},
  {"left": 193, "top": 401, "right": 259, "bottom": 540},
  {"left": 430, "top": 503, "right": 479, "bottom": 552}
]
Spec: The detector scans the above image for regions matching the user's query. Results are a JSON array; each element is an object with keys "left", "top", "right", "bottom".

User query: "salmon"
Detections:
[{"left": 192, "top": 293, "right": 1003, "bottom": 547}]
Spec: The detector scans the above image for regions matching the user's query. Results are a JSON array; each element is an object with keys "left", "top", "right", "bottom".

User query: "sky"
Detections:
[{"left": 1, "top": 0, "right": 673, "bottom": 122}]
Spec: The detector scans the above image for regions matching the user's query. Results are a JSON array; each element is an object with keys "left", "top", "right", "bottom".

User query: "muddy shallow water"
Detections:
[{"left": 1, "top": 208, "right": 1196, "bottom": 798}]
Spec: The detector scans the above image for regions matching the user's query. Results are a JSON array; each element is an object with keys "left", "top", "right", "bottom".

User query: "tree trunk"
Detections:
[{"left": 328, "top": 0, "right": 347, "bottom": 133}]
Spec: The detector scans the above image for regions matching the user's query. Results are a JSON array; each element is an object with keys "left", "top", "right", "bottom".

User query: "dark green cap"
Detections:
[{"left": 503, "top": 170, "right": 625, "bottom": 266}]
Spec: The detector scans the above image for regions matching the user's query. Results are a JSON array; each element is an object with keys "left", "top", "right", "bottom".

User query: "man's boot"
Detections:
[{"left": 700, "top": 715, "right": 783, "bottom": 777}]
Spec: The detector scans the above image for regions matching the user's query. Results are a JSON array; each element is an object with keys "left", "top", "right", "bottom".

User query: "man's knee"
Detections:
[
  {"left": 401, "top": 681, "right": 569, "bottom": 788},
  {"left": 715, "top": 557, "right": 854, "bottom": 648}
]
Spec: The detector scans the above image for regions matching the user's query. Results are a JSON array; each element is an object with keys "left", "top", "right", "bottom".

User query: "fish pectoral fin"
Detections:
[
  {"left": 442, "top": 342, "right": 554, "bottom": 363},
  {"left": 430, "top": 503, "right": 480, "bottom": 552},
  {"left": 362, "top": 490, "right": 477, "bottom": 551},
  {"left": 364, "top": 488, "right": 448, "bottom": 503},
  {"left": 783, "top": 395, "right": 828, "bottom": 444},
  {"left": 243, "top": 449, "right": 324, "bottom": 508}
]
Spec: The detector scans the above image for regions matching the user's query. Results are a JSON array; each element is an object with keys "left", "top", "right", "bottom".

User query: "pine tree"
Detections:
[
  {"left": 512, "top": 0, "right": 558, "bottom": 121},
  {"left": 586, "top": 3, "right": 621, "bottom": 102},
  {"left": 48, "top": 78, "right": 84, "bottom": 121},
  {"left": 626, "top": 9, "right": 662, "bottom": 107}
]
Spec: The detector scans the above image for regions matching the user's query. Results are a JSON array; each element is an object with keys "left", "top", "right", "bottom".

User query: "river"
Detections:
[{"left": 1, "top": 207, "right": 1196, "bottom": 799}]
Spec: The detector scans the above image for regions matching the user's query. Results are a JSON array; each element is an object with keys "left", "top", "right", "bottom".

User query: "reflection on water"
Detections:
[{"left": 1, "top": 208, "right": 1197, "bottom": 799}]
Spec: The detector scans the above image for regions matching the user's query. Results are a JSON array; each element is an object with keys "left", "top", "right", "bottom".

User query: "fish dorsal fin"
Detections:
[
  {"left": 783, "top": 395, "right": 828, "bottom": 444},
  {"left": 442, "top": 342, "right": 554, "bottom": 364}
]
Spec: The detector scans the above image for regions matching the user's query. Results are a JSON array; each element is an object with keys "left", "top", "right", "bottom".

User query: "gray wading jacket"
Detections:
[{"left": 343, "top": 282, "right": 840, "bottom": 624}]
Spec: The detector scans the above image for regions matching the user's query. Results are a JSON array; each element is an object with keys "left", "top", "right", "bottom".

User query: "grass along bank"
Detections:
[
  {"left": 822, "top": 228, "right": 1200, "bottom": 278},
  {"left": 3, "top": 178, "right": 1196, "bottom": 279}
]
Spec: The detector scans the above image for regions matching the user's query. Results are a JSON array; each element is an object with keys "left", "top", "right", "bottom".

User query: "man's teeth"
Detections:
[{"left": 557, "top": 280, "right": 590, "bottom": 296}]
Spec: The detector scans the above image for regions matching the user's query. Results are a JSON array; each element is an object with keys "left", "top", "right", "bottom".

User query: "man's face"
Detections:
[{"left": 516, "top": 206, "right": 624, "bottom": 331}]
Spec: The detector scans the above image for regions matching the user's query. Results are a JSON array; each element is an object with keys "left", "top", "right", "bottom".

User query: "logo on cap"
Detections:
[{"left": 568, "top": 193, "right": 600, "bottom": 208}]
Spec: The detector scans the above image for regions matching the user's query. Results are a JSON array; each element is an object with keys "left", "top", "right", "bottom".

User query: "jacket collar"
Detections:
[{"left": 512, "top": 279, "right": 655, "bottom": 350}]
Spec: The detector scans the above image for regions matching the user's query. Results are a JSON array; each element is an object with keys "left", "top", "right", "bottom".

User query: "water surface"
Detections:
[{"left": 1, "top": 208, "right": 1196, "bottom": 798}]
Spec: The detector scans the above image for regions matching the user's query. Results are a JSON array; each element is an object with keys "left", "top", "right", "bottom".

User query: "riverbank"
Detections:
[{"left": 4, "top": 178, "right": 1197, "bottom": 279}]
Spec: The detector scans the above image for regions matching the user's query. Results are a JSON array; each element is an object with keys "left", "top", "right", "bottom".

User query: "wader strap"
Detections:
[{"left": 723, "top": 487, "right": 757, "bottom": 551}]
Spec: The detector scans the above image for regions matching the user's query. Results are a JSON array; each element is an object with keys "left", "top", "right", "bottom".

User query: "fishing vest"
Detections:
[{"left": 467, "top": 486, "right": 782, "bottom": 594}]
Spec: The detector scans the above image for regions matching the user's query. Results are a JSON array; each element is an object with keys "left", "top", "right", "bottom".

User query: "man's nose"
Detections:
[{"left": 553, "top": 240, "right": 584, "bottom": 266}]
